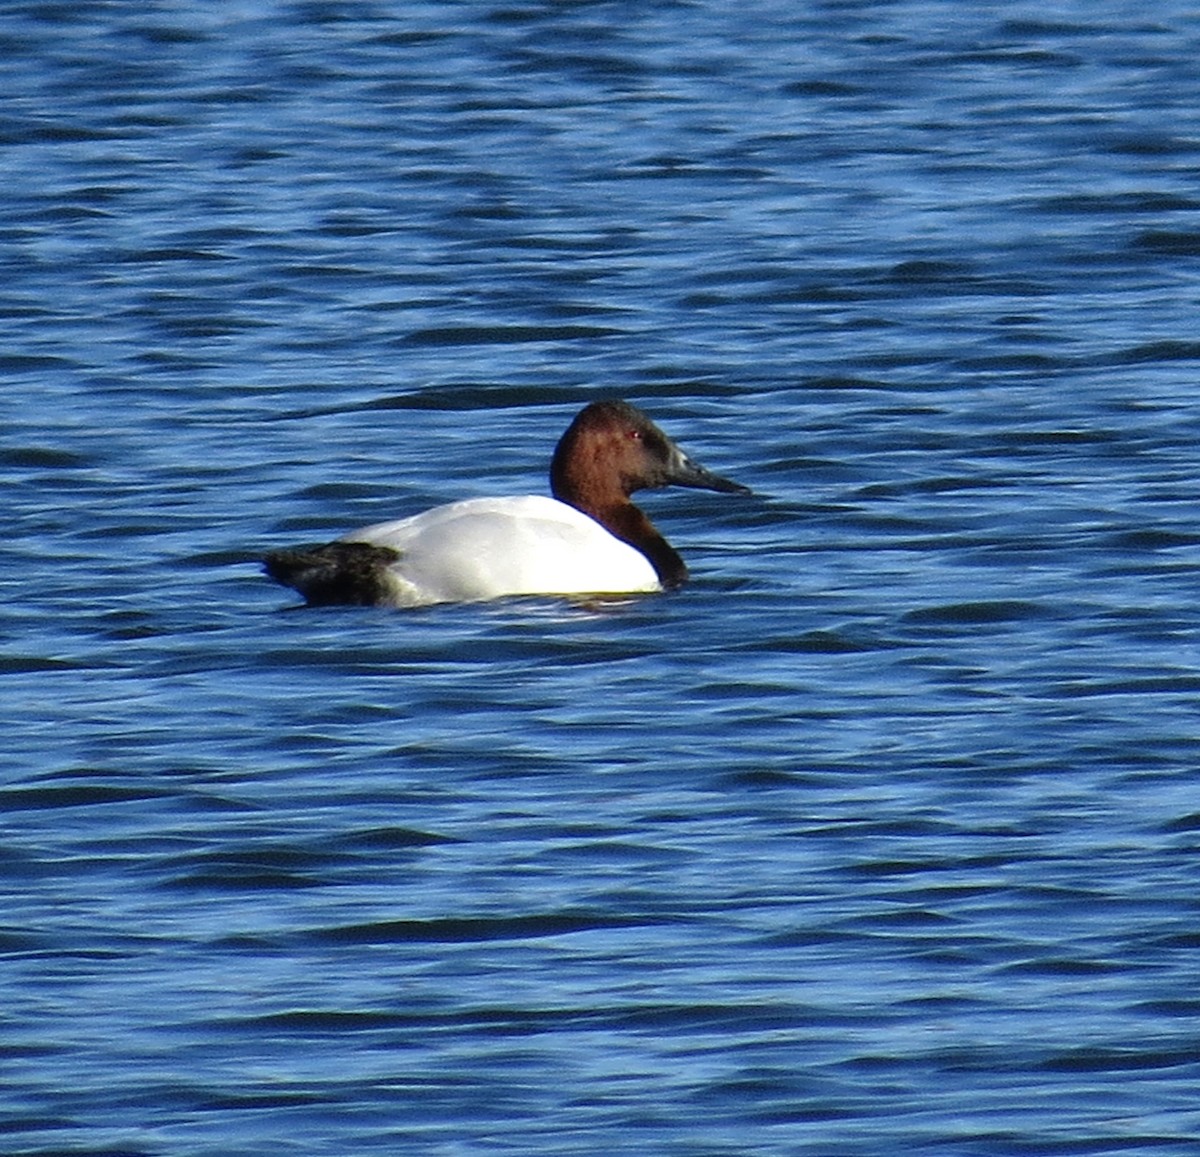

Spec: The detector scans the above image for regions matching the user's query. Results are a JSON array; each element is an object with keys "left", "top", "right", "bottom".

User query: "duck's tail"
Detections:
[{"left": 263, "top": 542, "right": 401, "bottom": 606}]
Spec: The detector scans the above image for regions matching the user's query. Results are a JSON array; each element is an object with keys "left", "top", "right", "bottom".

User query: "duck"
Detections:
[{"left": 263, "top": 399, "right": 749, "bottom": 608}]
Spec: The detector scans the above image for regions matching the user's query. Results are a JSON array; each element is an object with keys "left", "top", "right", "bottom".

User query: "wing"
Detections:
[{"left": 344, "top": 496, "right": 659, "bottom": 604}]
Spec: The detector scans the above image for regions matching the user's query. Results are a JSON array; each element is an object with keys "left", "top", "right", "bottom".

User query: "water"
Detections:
[{"left": 4, "top": 1, "right": 1200, "bottom": 1153}]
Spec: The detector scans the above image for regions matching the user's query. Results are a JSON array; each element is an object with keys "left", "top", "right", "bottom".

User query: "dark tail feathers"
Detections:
[{"left": 263, "top": 542, "right": 400, "bottom": 606}]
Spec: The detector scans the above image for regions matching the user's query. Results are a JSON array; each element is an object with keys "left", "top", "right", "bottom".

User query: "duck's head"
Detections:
[{"left": 550, "top": 399, "right": 750, "bottom": 505}]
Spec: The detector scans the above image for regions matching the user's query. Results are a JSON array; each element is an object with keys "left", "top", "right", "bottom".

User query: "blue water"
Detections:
[{"left": 5, "top": 1, "right": 1200, "bottom": 1153}]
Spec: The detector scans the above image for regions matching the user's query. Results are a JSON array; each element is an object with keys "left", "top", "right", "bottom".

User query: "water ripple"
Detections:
[{"left": 5, "top": 1, "right": 1200, "bottom": 1154}]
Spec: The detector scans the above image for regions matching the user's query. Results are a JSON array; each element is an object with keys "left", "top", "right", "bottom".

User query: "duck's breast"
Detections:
[{"left": 343, "top": 495, "right": 660, "bottom": 605}]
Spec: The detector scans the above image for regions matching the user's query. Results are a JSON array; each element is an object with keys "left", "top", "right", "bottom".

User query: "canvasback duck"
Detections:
[{"left": 263, "top": 399, "right": 749, "bottom": 608}]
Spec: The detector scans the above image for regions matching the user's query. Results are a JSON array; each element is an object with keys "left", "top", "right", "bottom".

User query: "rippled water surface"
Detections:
[{"left": 5, "top": 2, "right": 1200, "bottom": 1154}]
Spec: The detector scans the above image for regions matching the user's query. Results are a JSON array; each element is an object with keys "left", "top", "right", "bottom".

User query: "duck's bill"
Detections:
[{"left": 667, "top": 451, "right": 752, "bottom": 495}]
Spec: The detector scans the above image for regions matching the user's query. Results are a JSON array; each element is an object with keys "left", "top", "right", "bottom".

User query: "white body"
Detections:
[{"left": 343, "top": 495, "right": 660, "bottom": 607}]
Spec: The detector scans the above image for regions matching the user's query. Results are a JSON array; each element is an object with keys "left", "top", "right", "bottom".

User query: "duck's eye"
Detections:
[{"left": 626, "top": 428, "right": 642, "bottom": 441}]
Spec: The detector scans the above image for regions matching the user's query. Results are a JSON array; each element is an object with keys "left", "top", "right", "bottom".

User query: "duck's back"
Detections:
[{"left": 345, "top": 495, "right": 660, "bottom": 606}]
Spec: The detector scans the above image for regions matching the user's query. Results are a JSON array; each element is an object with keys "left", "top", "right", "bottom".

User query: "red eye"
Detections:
[{"left": 627, "top": 428, "right": 642, "bottom": 440}]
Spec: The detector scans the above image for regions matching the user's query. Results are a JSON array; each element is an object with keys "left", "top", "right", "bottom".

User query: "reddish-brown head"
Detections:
[{"left": 550, "top": 400, "right": 748, "bottom": 508}]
